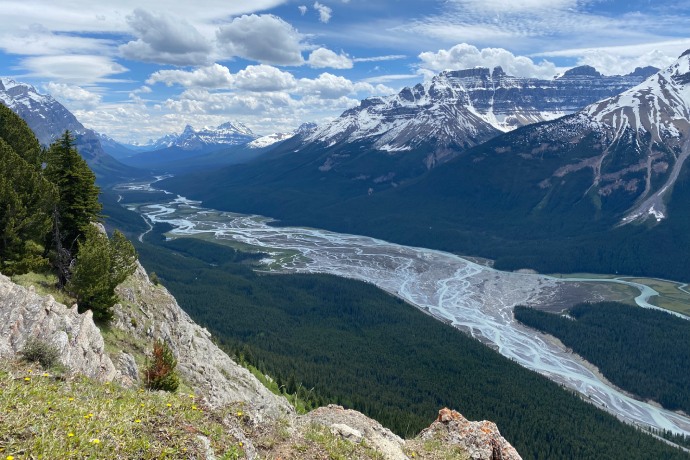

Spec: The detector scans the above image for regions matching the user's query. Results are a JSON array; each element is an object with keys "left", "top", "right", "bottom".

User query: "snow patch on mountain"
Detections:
[{"left": 303, "top": 66, "right": 656, "bottom": 159}]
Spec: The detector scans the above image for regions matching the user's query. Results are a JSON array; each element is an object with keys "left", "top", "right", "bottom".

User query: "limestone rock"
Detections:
[
  {"left": 113, "top": 263, "right": 292, "bottom": 420},
  {"left": 302, "top": 404, "right": 407, "bottom": 460},
  {"left": 418, "top": 408, "right": 522, "bottom": 460},
  {"left": 0, "top": 273, "right": 116, "bottom": 381}
]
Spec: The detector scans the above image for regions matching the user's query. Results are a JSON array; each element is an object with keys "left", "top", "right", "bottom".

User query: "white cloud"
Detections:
[
  {"left": 147, "top": 64, "right": 234, "bottom": 88},
  {"left": 353, "top": 55, "right": 406, "bottom": 63},
  {"left": 298, "top": 5, "right": 308, "bottom": 15},
  {"left": 216, "top": 14, "right": 304, "bottom": 65},
  {"left": 45, "top": 82, "right": 102, "bottom": 109},
  {"left": 534, "top": 39, "right": 690, "bottom": 75},
  {"left": 418, "top": 43, "right": 557, "bottom": 79},
  {"left": 164, "top": 88, "right": 293, "bottom": 115},
  {"left": 307, "top": 48, "right": 353, "bottom": 69},
  {"left": 19, "top": 55, "right": 128, "bottom": 85},
  {"left": 313, "top": 2, "right": 332, "bottom": 23},
  {"left": 298, "top": 72, "right": 376, "bottom": 99},
  {"left": 574, "top": 49, "right": 674, "bottom": 76},
  {"left": 0, "top": 25, "right": 115, "bottom": 56},
  {"left": 234, "top": 65, "right": 297, "bottom": 91},
  {"left": 449, "top": 0, "right": 579, "bottom": 13},
  {"left": 119, "top": 9, "right": 211, "bottom": 65}
]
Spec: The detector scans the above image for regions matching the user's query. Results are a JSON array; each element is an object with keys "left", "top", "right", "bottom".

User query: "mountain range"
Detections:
[
  {"left": 160, "top": 53, "right": 690, "bottom": 281},
  {"left": 0, "top": 78, "right": 138, "bottom": 183}
]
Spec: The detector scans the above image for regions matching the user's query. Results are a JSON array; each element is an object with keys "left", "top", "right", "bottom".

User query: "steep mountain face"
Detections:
[
  {"left": 299, "top": 65, "right": 657, "bottom": 168},
  {"left": 0, "top": 78, "right": 138, "bottom": 182}
]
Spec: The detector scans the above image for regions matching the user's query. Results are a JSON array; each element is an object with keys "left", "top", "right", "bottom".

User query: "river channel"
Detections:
[{"left": 117, "top": 179, "right": 690, "bottom": 437}]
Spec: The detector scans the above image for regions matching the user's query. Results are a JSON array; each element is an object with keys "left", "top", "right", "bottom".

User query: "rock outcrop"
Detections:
[
  {"left": 417, "top": 408, "right": 522, "bottom": 460},
  {"left": 112, "top": 263, "right": 292, "bottom": 420},
  {"left": 0, "top": 273, "right": 116, "bottom": 381}
]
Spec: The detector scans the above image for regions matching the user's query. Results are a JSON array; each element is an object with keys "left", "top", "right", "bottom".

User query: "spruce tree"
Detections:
[
  {"left": 0, "top": 108, "right": 56, "bottom": 274},
  {"left": 43, "top": 131, "right": 101, "bottom": 285},
  {"left": 67, "top": 226, "right": 137, "bottom": 323}
]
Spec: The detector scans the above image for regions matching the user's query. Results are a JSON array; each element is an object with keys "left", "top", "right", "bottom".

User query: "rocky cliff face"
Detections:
[
  {"left": 0, "top": 273, "right": 116, "bottom": 382},
  {"left": 0, "top": 265, "right": 521, "bottom": 459},
  {"left": 300, "top": 65, "right": 657, "bottom": 169}
]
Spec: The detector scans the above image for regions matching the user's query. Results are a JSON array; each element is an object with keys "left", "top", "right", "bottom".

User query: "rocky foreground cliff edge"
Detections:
[{"left": 0, "top": 265, "right": 521, "bottom": 460}]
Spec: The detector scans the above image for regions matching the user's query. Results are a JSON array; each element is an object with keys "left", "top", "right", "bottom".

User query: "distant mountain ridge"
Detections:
[
  {"left": 0, "top": 78, "right": 138, "bottom": 183},
  {"left": 122, "top": 121, "right": 257, "bottom": 153},
  {"left": 299, "top": 65, "right": 658, "bottom": 169}
]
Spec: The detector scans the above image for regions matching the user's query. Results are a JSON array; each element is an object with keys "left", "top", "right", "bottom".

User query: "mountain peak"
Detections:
[{"left": 561, "top": 65, "right": 603, "bottom": 78}]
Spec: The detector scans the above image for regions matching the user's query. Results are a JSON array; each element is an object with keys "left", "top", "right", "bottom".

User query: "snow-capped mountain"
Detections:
[
  {"left": 531, "top": 51, "right": 690, "bottom": 224},
  {"left": 300, "top": 65, "right": 657, "bottom": 168},
  {"left": 248, "top": 123, "right": 317, "bottom": 149},
  {"left": 127, "top": 122, "right": 257, "bottom": 153},
  {"left": 0, "top": 78, "right": 136, "bottom": 181}
]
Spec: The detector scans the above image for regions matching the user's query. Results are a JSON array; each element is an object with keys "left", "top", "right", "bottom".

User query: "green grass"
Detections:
[
  {"left": 0, "top": 360, "right": 245, "bottom": 459},
  {"left": 623, "top": 277, "right": 690, "bottom": 316},
  {"left": 10, "top": 272, "right": 74, "bottom": 306}
]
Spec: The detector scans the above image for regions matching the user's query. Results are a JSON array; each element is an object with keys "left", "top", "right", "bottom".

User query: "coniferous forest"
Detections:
[
  {"left": 514, "top": 303, "right": 690, "bottom": 415},
  {"left": 120, "top": 218, "right": 690, "bottom": 460}
]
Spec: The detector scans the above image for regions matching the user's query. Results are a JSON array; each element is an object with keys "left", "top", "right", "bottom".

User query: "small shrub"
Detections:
[
  {"left": 149, "top": 271, "right": 160, "bottom": 285},
  {"left": 144, "top": 339, "right": 180, "bottom": 392},
  {"left": 20, "top": 337, "right": 60, "bottom": 368}
]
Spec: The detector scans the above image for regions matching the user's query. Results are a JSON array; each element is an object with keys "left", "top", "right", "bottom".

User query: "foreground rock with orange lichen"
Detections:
[{"left": 415, "top": 408, "right": 522, "bottom": 460}]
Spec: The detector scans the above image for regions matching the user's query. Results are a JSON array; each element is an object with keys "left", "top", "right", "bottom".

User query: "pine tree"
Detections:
[
  {"left": 67, "top": 226, "right": 137, "bottom": 323},
  {"left": 43, "top": 131, "right": 101, "bottom": 285},
  {"left": 0, "top": 108, "right": 56, "bottom": 274}
]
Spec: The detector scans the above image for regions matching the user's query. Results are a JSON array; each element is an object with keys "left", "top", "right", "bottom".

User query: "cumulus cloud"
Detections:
[
  {"left": 298, "top": 5, "right": 308, "bottom": 15},
  {"left": 234, "top": 65, "right": 297, "bottom": 91},
  {"left": 164, "top": 88, "right": 293, "bottom": 115},
  {"left": 313, "top": 2, "right": 332, "bottom": 23},
  {"left": 418, "top": 43, "right": 557, "bottom": 79},
  {"left": 147, "top": 64, "right": 234, "bottom": 88},
  {"left": 119, "top": 9, "right": 211, "bottom": 66},
  {"left": 19, "top": 55, "right": 128, "bottom": 85},
  {"left": 216, "top": 14, "right": 304, "bottom": 66},
  {"left": 297, "top": 72, "right": 384, "bottom": 99},
  {"left": 45, "top": 82, "right": 102, "bottom": 109},
  {"left": 307, "top": 48, "right": 353, "bottom": 69},
  {"left": 574, "top": 49, "right": 675, "bottom": 76}
]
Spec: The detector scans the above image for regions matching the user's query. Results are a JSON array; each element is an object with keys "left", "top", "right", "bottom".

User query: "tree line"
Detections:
[{"left": 0, "top": 104, "right": 135, "bottom": 322}]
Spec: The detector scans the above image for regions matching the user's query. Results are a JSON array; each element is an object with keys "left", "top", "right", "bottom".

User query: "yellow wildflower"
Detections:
[
  {"left": 134, "top": 419, "right": 141, "bottom": 423},
  {"left": 236, "top": 410, "right": 243, "bottom": 417},
  {"left": 7, "top": 456, "right": 15, "bottom": 460},
  {"left": 68, "top": 397, "right": 74, "bottom": 402},
  {"left": 24, "top": 377, "right": 30, "bottom": 381},
  {"left": 90, "top": 438, "right": 100, "bottom": 444},
  {"left": 166, "top": 403, "right": 172, "bottom": 407},
  {"left": 192, "top": 405, "right": 198, "bottom": 410},
  {"left": 68, "top": 433, "right": 75, "bottom": 437}
]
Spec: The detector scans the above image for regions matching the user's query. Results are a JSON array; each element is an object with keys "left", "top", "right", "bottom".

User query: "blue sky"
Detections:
[{"left": 1, "top": 0, "right": 690, "bottom": 143}]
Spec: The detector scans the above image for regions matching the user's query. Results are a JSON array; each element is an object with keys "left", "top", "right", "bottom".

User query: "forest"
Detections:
[
  {"left": 514, "top": 302, "right": 690, "bottom": 415},
  {"left": 118, "top": 218, "right": 690, "bottom": 460}
]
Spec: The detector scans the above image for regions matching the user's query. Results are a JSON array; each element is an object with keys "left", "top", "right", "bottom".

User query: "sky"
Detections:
[{"left": 1, "top": 0, "right": 690, "bottom": 144}]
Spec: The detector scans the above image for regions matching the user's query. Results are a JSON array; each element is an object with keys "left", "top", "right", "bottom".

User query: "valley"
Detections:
[{"left": 116, "top": 178, "right": 690, "bottom": 439}]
